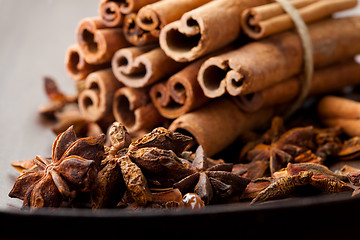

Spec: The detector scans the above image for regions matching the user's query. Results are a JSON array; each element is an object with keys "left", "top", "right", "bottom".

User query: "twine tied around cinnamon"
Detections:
[{"left": 275, "top": 0, "right": 314, "bottom": 118}]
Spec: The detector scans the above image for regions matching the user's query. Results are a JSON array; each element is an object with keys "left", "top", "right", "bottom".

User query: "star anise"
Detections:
[
  {"left": 38, "top": 77, "right": 77, "bottom": 118},
  {"left": 128, "top": 127, "right": 193, "bottom": 155},
  {"left": 314, "top": 127, "right": 342, "bottom": 159},
  {"left": 91, "top": 124, "right": 194, "bottom": 208},
  {"left": 247, "top": 126, "right": 319, "bottom": 175},
  {"left": 337, "top": 136, "right": 360, "bottom": 160},
  {"left": 127, "top": 127, "right": 195, "bottom": 187},
  {"left": 251, "top": 162, "right": 353, "bottom": 204},
  {"left": 9, "top": 126, "right": 105, "bottom": 208},
  {"left": 174, "top": 146, "right": 250, "bottom": 204}
]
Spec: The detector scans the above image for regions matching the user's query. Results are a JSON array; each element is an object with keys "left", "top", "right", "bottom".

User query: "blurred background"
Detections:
[{"left": 0, "top": 0, "right": 98, "bottom": 209}]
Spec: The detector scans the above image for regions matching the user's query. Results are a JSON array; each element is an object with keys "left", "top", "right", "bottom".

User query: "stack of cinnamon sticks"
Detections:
[{"left": 44, "top": 0, "right": 360, "bottom": 157}]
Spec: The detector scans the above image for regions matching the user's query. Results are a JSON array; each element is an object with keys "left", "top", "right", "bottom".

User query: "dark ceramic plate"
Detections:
[{"left": 1, "top": 1, "right": 360, "bottom": 239}]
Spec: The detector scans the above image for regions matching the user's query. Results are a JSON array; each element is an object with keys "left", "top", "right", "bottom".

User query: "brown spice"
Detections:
[{"left": 9, "top": 126, "right": 105, "bottom": 208}]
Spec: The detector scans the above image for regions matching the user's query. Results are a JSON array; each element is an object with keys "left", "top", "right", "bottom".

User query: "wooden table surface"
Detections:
[{"left": 0, "top": 0, "right": 359, "bottom": 211}]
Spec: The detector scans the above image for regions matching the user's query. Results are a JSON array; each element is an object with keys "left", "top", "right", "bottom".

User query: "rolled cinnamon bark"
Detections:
[
  {"left": 150, "top": 57, "right": 210, "bottom": 119},
  {"left": 169, "top": 98, "right": 275, "bottom": 156},
  {"left": 136, "top": 0, "right": 212, "bottom": 37},
  {"left": 76, "top": 17, "right": 130, "bottom": 64},
  {"left": 122, "top": 13, "right": 158, "bottom": 46},
  {"left": 78, "top": 69, "right": 123, "bottom": 123},
  {"left": 98, "top": 0, "right": 124, "bottom": 27},
  {"left": 318, "top": 96, "right": 360, "bottom": 120},
  {"left": 321, "top": 119, "right": 360, "bottom": 137},
  {"left": 113, "top": 87, "right": 164, "bottom": 133},
  {"left": 65, "top": 44, "right": 110, "bottom": 81},
  {"left": 159, "top": 0, "right": 272, "bottom": 62},
  {"left": 318, "top": 96, "right": 360, "bottom": 137},
  {"left": 236, "top": 60, "right": 360, "bottom": 112},
  {"left": 112, "top": 46, "right": 187, "bottom": 88},
  {"left": 198, "top": 17, "right": 360, "bottom": 98},
  {"left": 241, "top": 0, "right": 357, "bottom": 39}
]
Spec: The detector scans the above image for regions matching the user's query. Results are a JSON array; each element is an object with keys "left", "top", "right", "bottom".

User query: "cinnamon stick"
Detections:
[
  {"left": 78, "top": 69, "right": 123, "bottom": 124},
  {"left": 169, "top": 98, "right": 275, "bottom": 156},
  {"left": 76, "top": 17, "right": 130, "bottom": 64},
  {"left": 113, "top": 87, "right": 164, "bottom": 133},
  {"left": 318, "top": 96, "right": 360, "bottom": 137},
  {"left": 98, "top": 0, "right": 160, "bottom": 27},
  {"left": 321, "top": 119, "right": 360, "bottom": 137},
  {"left": 241, "top": 0, "right": 358, "bottom": 39},
  {"left": 98, "top": 0, "right": 124, "bottom": 27},
  {"left": 318, "top": 96, "right": 360, "bottom": 120},
  {"left": 122, "top": 13, "right": 158, "bottom": 46},
  {"left": 236, "top": 60, "right": 360, "bottom": 112},
  {"left": 65, "top": 44, "right": 110, "bottom": 81},
  {"left": 111, "top": 45, "right": 187, "bottom": 88},
  {"left": 150, "top": 57, "right": 210, "bottom": 119},
  {"left": 136, "top": 0, "right": 212, "bottom": 37},
  {"left": 197, "top": 17, "right": 360, "bottom": 98},
  {"left": 159, "top": 0, "right": 272, "bottom": 62}
]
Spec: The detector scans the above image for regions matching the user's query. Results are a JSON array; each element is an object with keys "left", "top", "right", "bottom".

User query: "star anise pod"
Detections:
[
  {"left": 314, "top": 127, "right": 342, "bottom": 159},
  {"left": 128, "top": 127, "right": 193, "bottom": 155},
  {"left": 92, "top": 124, "right": 193, "bottom": 208},
  {"left": 337, "top": 136, "right": 360, "bottom": 160},
  {"left": 251, "top": 162, "right": 353, "bottom": 204},
  {"left": 38, "top": 77, "right": 77, "bottom": 118},
  {"left": 174, "top": 146, "right": 250, "bottom": 204},
  {"left": 9, "top": 126, "right": 105, "bottom": 208},
  {"left": 127, "top": 127, "right": 195, "bottom": 187},
  {"left": 247, "top": 126, "right": 318, "bottom": 175}
]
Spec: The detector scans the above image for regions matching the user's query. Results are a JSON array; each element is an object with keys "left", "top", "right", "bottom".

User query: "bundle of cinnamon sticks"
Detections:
[{"left": 42, "top": 0, "right": 360, "bottom": 158}]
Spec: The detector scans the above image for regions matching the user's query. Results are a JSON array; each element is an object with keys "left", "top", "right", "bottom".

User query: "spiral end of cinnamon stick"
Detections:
[
  {"left": 113, "top": 87, "right": 164, "bottom": 132},
  {"left": 76, "top": 17, "right": 107, "bottom": 64},
  {"left": 159, "top": 18, "right": 202, "bottom": 62},
  {"left": 150, "top": 80, "right": 188, "bottom": 119},
  {"left": 111, "top": 47, "right": 153, "bottom": 88},
  {"left": 197, "top": 58, "right": 229, "bottom": 98},
  {"left": 240, "top": 8, "right": 265, "bottom": 40},
  {"left": 136, "top": 6, "right": 160, "bottom": 35},
  {"left": 78, "top": 69, "right": 121, "bottom": 122},
  {"left": 123, "top": 13, "right": 158, "bottom": 46},
  {"left": 65, "top": 45, "right": 87, "bottom": 81},
  {"left": 98, "top": 0, "right": 123, "bottom": 27}
]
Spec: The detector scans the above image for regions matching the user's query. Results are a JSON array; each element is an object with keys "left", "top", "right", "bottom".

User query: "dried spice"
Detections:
[
  {"left": 247, "top": 143, "right": 292, "bottom": 175},
  {"left": 251, "top": 171, "right": 314, "bottom": 204},
  {"left": 241, "top": 178, "right": 273, "bottom": 199},
  {"left": 119, "top": 155, "right": 152, "bottom": 206},
  {"left": 251, "top": 163, "right": 353, "bottom": 204},
  {"left": 9, "top": 117, "right": 360, "bottom": 210},
  {"left": 9, "top": 126, "right": 105, "bottom": 208},
  {"left": 128, "top": 147, "right": 196, "bottom": 187},
  {"left": 314, "top": 127, "right": 342, "bottom": 159},
  {"left": 338, "top": 136, "right": 360, "bottom": 160},
  {"left": 128, "top": 127, "right": 193, "bottom": 155},
  {"left": 150, "top": 189, "right": 185, "bottom": 208},
  {"left": 182, "top": 193, "right": 205, "bottom": 209},
  {"left": 91, "top": 123, "right": 197, "bottom": 208},
  {"left": 38, "top": 77, "right": 77, "bottom": 118},
  {"left": 11, "top": 158, "right": 37, "bottom": 174},
  {"left": 244, "top": 117, "right": 347, "bottom": 180},
  {"left": 91, "top": 158, "right": 125, "bottom": 209},
  {"left": 174, "top": 146, "right": 250, "bottom": 204}
]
